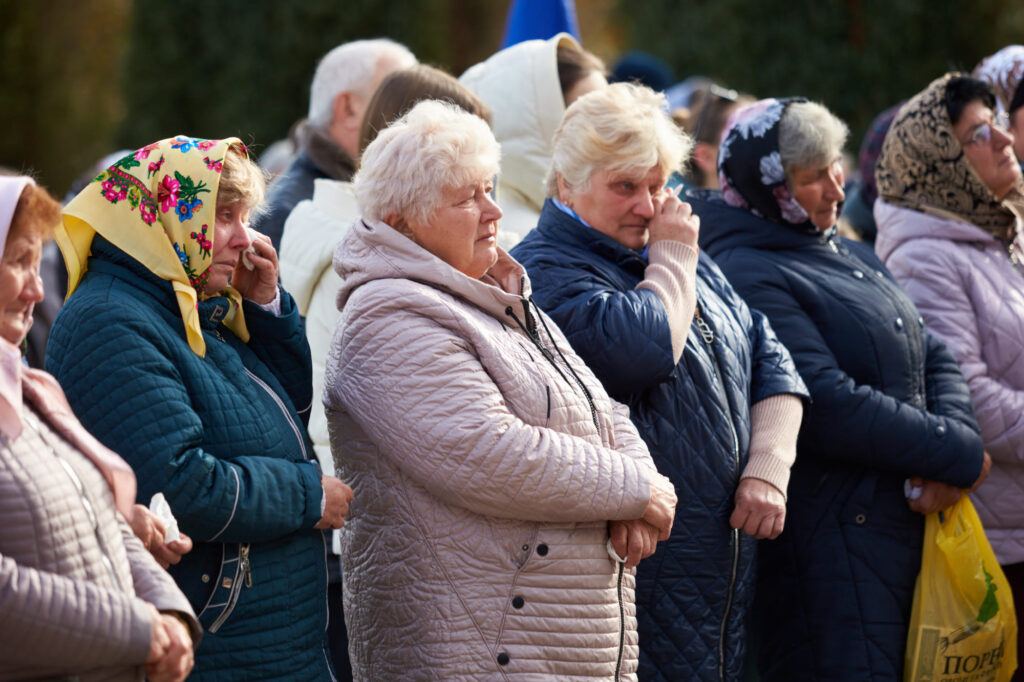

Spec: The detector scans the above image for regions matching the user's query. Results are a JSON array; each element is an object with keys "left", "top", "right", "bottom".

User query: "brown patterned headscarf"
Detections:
[{"left": 875, "top": 73, "right": 1022, "bottom": 237}]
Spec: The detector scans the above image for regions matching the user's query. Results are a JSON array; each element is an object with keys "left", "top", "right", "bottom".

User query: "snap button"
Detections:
[
  {"left": 201, "top": 574, "right": 210, "bottom": 583},
  {"left": 852, "top": 270, "right": 864, "bottom": 279},
  {"left": 876, "top": 270, "right": 885, "bottom": 278},
  {"left": 894, "top": 317, "right": 904, "bottom": 330},
  {"left": 512, "top": 596, "right": 525, "bottom": 609},
  {"left": 855, "top": 513, "right": 866, "bottom": 524},
  {"left": 536, "top": 543, "right": 549, "bottom": 556},
  {"left": 936, "top": 424, "right": 947, "bottom": 437},
  {"left": 918, "top": 316, "right": 925, "bottom": 327},
  {"left": 497, "top": 653, "right": 510, "bottom": 666},
  {"left": 222, "top": 577, "right": 233, "bottom": 589},
  {"left": 521, "top": 544, "right": 529, "bottom": 552}
]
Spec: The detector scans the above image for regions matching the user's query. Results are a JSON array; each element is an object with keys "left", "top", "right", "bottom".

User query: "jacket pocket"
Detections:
[{"left": 196, "top": 543, "right": 249, "bottom": 633}]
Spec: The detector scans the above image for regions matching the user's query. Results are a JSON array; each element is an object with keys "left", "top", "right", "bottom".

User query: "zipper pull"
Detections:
[
  {"left": 240, "top": 543, "right": 253, "bottom": 587},
  {"left": 827, "top": 237, "right": 839, "bottom": 254},
  {"left": 694, "top": 306, "right": 714, "bottom": 344}
]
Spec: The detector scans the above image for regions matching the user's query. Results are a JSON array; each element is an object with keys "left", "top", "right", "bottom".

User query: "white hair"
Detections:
[
  {"left": 546, "top": 82, "right": 691, "bottom": 197},
  {"left": 778, "top": 101, "right": 849, "bottom": 176},
  {"left": 354, "top": 100, "right": 500, "bottom": 226},
  {"left": 308, "top": 39, "right": 417, "bottom": 126}
]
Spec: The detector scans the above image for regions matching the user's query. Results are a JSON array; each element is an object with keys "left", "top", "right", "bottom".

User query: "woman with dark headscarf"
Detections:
[{"left": 689, "top": 98, "right": 989, "bottom": 680}]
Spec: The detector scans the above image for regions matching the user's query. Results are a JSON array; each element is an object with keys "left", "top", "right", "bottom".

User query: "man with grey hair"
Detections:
[{"left": 254, "top": 38, "right": 416, "bottom": 248}]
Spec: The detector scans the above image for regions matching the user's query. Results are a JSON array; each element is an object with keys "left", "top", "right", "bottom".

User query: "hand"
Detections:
[
  {"left": 130, "top": 505, "right": 166, "bottom": 554},
  {"left": 609, "top": 519, "right": 661, "bottom": 568},
  {"left": 145, "top": 604, "right": 170, "bottom": 665},
  {"left": 730, "top": 478, "right": 786, "bottom": 539},
  {"left": 231, "top": 229, "right": 279, "bottom": 304},
  {"left": 150, "top": 533, "right": 194, "bottom": 570},
  {"left": 145, "top": 613, "right": 194, "bottom": 682},
  {"left": 648, "top": 189, "right": 700, "bottom": 249},
  {"left": 641, "top": 474, "right": 677, "bottom": 540},
  {"left": 969, "top": 451, "right": 992, "bottom": 492},
  {"left": 314, "top": 476, "right": 354, "bottom": 530},
  {"left": 907, "top": 477, "right": 962, "bottom": 515}
]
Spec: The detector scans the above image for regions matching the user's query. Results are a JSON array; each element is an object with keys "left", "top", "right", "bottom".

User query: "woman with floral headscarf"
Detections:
[
  {"left": 689, "top": 99, "right": 989, "bottom": 680},
  {"left": 874, "top": 73, "right": 1024, "bottom": 664},
  {"left": 45, "top": 136, "right": 353, "bottom": 680}
]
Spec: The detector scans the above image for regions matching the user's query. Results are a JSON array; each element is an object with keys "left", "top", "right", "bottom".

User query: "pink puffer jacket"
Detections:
[
  {"left": 876, "top": 199, "right": 1024, "bottom": 564},
  {"left": 323, "top": 218, "right": 664, "bottom": 681}
]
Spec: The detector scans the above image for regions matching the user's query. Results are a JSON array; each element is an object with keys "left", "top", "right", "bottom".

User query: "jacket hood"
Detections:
[
  {"left": 333, "top": 218, "right": 531, "bottom": 317},
  {"left": 460, "top": 33, "right": 577, "bottom": 212},
  {"left": 874, "top": 198, "right": 1014, "bottom": 263}
]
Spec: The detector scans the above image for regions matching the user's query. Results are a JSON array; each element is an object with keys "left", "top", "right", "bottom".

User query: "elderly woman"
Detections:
[
  {"left": 975, "top": 45, "right": 1024, "bottom": 168},
  {"left": 0, "top": 177, "right": 197, "bottom": 681},
  {"left": 45, "top": 138, "right": 352, "bottom": 680},
  {"left": 874, "top": 73, "right": 1024, "bottom": 664},
  {"left": 322, "top": 100, "right": 677, "bottom": 680},
  {"left": 511, "top": 83, "right": 808, "bottom": 682},
  {"left": 689, "top": 98, "right": 990, "bottom": 680}
]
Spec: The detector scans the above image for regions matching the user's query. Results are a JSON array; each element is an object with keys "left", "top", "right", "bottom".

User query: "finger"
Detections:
[
  {"left": 756, "top": 513, "right": 776, "bottom": 540},
  {"left": 626, "top": 525, "right": 643, "bottom": 568},
  {"left": 610, "top": 523, "right": 628, "bottom": 560},
  {"left": 729, "top": 503, "right": 750, "bottom": 532}
]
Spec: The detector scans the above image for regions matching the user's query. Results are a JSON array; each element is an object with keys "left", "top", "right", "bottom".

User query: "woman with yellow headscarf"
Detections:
[{"left": 46, "top": 136, "right": 353, "bottom": 680}]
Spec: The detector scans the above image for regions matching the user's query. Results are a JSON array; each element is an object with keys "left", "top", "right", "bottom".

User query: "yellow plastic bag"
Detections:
[{"left": 905, "top": 495, "right": 1017, "bottom": 682}]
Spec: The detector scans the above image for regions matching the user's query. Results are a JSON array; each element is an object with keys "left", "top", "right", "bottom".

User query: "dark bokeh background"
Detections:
[{"left": 2, "top": 0, "right": 1021, "bottom": 196}]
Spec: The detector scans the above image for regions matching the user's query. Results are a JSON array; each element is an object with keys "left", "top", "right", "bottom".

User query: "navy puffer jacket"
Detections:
[
  {"left": 46, "top": 237, "right": 334, "bottom": 681},
  {"left": 512, "top": 200, "right": 807, "bottom": 681}
]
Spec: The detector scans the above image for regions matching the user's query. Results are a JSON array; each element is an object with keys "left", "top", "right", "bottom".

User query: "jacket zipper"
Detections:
[
  {"left": 208, "top": 544, "right": 248, "bottom": 633},
  {"left": 243, "top": 367, "right": 310, "bottom": 461},
  {"left": 719, "top": 528, "right": 741, "bottom": 682},
  {"left": 614, "top": 561, "right": 626, "bottom": 681}
]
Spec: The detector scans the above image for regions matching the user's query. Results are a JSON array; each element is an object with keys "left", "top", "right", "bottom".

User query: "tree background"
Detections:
[{"left": 2, "top": 0, "right": 1022, "bottom": 196}]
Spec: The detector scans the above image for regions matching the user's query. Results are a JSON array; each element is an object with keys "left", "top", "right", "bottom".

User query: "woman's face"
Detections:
[
  {"left": 954, "top": 100, "right": 1021, "bottom": 200},
  {"left": 208, "top": 201, "right": 252, "bottom": 292},
  {"left": 0, "top": 230, "right": 44, "bottom": 345},
  {"left": 789, "top": 159, "right": 845, "bottom": 230},
  {"left": 406, "top": 177, "right": 502, "bottom": 279},
  {"left": 1011, "top": 107, "right": 1024, "bottom": 164},
  {"left": 562, "top": 165, "right": 667, "bottom": 251}
]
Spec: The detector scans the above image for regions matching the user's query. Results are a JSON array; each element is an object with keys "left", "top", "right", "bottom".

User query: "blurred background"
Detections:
[{"left": 3, "top": 0, "right": 1023, "bottom": 196}]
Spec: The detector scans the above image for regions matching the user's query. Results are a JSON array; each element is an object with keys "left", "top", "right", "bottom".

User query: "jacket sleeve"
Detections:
[
  {"left": 609, "top": 398, "right": 657, "bottom": 470},
  {"left": 715, "top": 250, "right": 983, "bottom": 488},
  {"left": 46, "top": 301, "right": 324, "bottom": 544},
  {"left": 887, "top": 241, "right": 1024, "bottom": 464},
  {"left": 326, "top": 291, "right": 653, "bottom": 523}
]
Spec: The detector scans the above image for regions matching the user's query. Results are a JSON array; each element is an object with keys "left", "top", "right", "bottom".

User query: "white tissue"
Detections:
[
  {"left": 149, "top": 492, "right": 180, "bottom": 544},
  {"left": 241, "top": 227, "right": 259, "bottom": 270},
  {"left": 606, "top": 538, "right": 627, "bottom": 564},
  {"left": 904, "top": 479, "right": 924, "bottom": 501}
]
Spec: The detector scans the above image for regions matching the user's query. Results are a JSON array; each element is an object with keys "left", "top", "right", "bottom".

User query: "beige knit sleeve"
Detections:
[
  {"left": 740, "top": 394, "right": 804, "bottom": 498},
  {"left": 635, "top": 240, "right": 699, "bottom": 364}
]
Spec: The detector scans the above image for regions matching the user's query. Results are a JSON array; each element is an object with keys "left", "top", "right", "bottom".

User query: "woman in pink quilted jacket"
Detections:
[
  {"left": 874, "top": 73, "right": 1024, "bottom": 655},
  {"left": 322, "top": 100, "right": 678, "bottom": 680}
]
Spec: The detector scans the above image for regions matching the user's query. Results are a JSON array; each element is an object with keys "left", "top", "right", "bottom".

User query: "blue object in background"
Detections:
[{"left": 502, "top": 0, "right": 580, "bottom": 48}]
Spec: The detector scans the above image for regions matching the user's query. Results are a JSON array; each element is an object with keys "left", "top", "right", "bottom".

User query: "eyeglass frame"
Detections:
[{"left": 962, "top": 110, "right": 1011, "bottom": 147}]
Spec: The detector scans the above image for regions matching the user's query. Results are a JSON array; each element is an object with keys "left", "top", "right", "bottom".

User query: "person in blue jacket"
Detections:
[
  {"left": 46, "top": 136, "right": 354, "bottom": 680},
  {"left": 689, "top": 98, "right": 991, "bottom": 681},
  {"left": 511, "top": 82, "right": 809, "bottom": 681}
]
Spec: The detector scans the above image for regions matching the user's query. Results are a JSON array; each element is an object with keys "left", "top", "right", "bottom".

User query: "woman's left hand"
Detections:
[
  {"left": 609, "top": 519, "right": 660, "bottom": 568},
  {"left": 906, "top": 477, "right": 962, "bottom": 515},
  {"left": 232, "top": 230, "right": 279, "bottom": 305},
  {"left": 730, "top": 478, "right": 786, "bottom": 539}
]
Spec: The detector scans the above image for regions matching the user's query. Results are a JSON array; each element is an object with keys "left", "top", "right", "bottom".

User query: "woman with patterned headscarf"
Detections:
[
  {"left": 975, "top": 45, "right": 1024, "bottom": 169},
  {"left": 45, "top": 137, "right": 353, "bottom": 680},
  {"left": 689, "top": 98, "right": 989, "bottom": 680},
  {"left": 874, "top": 72, "right": 1024, "bottom": 659}
]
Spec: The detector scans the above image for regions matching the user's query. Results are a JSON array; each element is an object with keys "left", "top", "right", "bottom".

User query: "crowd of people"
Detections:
[{"left": 3, "top": 30, "right": 1024, "bottom": 682}]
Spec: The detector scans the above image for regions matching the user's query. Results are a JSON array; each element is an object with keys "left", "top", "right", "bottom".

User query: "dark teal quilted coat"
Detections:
[{"left": 46, "top": 237, "right": 334, "bottom": 681}]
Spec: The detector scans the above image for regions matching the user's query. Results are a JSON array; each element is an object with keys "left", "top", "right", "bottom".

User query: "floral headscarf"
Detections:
[
  {"left": 717, "top": 97, "right": 821, "bottom": 232},
  {"left": 59, "top": 136, "right": 250, "bottom": 357},
  {"left": 974, "top": 45, "right": 1024, "bottom": 116},
  {"left": 874, "top": 73, "right": 1023, "bottom": 237}
]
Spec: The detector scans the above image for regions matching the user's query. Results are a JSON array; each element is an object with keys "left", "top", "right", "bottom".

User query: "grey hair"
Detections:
[
  {"left": 354, "top": 100, "right": 500, "bottom": 226},
  {"left": 308, "top": 39, "right": 417, "bottom": 126},
  {"left": 546, "top": 82, "right": 691, "bottom": 197},
  {"left": 778, "top": 101, "right": 849, "bottom": 177}
]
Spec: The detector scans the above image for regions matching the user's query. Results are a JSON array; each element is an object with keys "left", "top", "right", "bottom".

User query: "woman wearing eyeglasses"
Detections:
[{"left": 874, "top": 73, "right": 1024, "bottom": 652}]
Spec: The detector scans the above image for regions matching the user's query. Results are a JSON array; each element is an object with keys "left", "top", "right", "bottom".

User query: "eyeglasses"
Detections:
[
  {"left": 692, "top": 83, "right": 740, "bottom": 144},
  {"left": 963, "top": 111, "right": 1010, "bottom": 147}
]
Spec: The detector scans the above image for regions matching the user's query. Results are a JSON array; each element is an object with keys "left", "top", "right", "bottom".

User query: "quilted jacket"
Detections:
[
  {"left": 692, "top": 191, "right": 985, "bottom": 681},
  {"left": 323, "top": 217, "right": 664, "bottom": 681},
  {"left": 876, "top": 199, "right": 1024, "bottom": 565},
  {"left": 0, "top": 371, "right": 196, "bottom": 682},
  {"left": 511, "top": 200, "right": 808, "bottom": 681},
  {"left": 46, "top": 237, "right": 334, "bottom": 681}
]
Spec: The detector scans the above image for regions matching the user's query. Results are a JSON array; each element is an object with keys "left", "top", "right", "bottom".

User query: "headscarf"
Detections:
[
  {"left": 717, "top": 97, "right": 821, "bottom": 233},
  {"left": 874, "top": 73, "right": 1023, "bottom": 237},
  {"left": 973, "top": 45, "right": 1024, "bottom": 116},
  {"left": 59, "top": 135, "right": 250, "bottom": 357}
]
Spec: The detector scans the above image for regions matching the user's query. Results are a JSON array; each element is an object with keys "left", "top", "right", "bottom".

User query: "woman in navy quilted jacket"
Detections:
[
  {"left": 511, "top": 82, "right": 809, "bottom": 681},
  {"left": 45, "top": 137, "right": 353, "bottom": 680},
  {"left": 689, "top": 98, "right": 990, "bottom": 680}
]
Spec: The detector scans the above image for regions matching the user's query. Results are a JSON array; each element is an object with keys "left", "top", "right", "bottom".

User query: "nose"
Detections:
[
  {"left": 231, "top": 218, "right": 252, "bottom": 250},
  {"left": 634, "top": 190, "right": 655, "bottom": 219},
  {"left": 825, "top": 166, "right": 845, "bottom": 202},
  {"left": 482, "top": 192, "right": 503, "bottom": 222},
  {"left": 21, "top": 269, "right": 44, "bottom": 303},
  {"left": 992, "top": 125, "right": 1013, "bottom": 149}
]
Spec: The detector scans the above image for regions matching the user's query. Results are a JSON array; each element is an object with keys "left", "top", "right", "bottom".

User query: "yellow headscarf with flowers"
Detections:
[{"left": 59, "top": 135, "right": 251, "bottom": 357}]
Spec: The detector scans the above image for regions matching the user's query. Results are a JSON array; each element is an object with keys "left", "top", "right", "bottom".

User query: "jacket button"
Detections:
[
  {"left": 201, "top": 574, "right": 210, "bottom": 583},
  {"left": 918, "top": 316, "right": 925, "bottom": 327},
  {"left": 936, "top": 424, "right": 947, "bottom": 437},
  {"left": 894, "top": 317, "right": 904, "bottom": 330},
  {"left": 876, "top": 270, "right": 886, "bottom": 278},
  {"left": 852, "top": 270, "right": 864, "bottom": 279},
  {"left": 855, "top": 513, "right": 867, "bottom": 524},
  {"left": 512, "top": 596, "right": 525, "bottom": 609},
  {"left": 536, "top": 543, "right": 549, "bottom": 556},
  {"left": 521, "top": 544, "right": 529, "bottom": 552},
  {"left": 497, "top": 653, "right": 510, "bottom": 666}
]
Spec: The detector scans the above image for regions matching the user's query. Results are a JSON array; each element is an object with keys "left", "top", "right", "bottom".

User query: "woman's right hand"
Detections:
[
  {"left": 648, "top": 190, "right": 700, "bottom": 249},
  {"left": 146, "top": 604, "right": 171, "bottom": 664},
  {"left": 642, "top": 474, "right": 677, "bottom": 540},
  {"left": 906, "top": 477, "right": 962, "bottom": 515}
]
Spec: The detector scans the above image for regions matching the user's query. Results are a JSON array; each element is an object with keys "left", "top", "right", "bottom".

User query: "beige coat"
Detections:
[{"left": 323, "top": 219, "right": 662, "bottom": 681}]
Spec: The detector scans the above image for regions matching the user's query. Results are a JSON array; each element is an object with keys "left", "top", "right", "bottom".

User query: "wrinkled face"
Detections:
[
  {"left": 207, "top": 201, "right": 252, "bottom": 292},
  {"left": 407, "top": 177, "right": 502, "bottom": 279},
  {"left": 789, "top": 159, "right": 845, "bottom": 230},
  {"left": 562, "top": 165, "right": 667, "bottom": 251},
  {"left": 955, "top": 100, "right": 1022, "bottom": 200},
  {"left": 0, "top": 230, "right": 44, "bottom": 345}
]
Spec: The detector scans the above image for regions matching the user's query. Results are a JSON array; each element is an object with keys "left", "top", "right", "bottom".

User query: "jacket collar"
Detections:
[{"left": 295, "top": 121, "right": 356, "bottom": 182}]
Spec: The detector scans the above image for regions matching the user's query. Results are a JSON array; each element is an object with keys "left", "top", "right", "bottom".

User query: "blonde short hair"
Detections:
[
  {"left": 218, "top": 145, "right": 268, "bottom": 214},
  {"left": 778, "top": 101, "right": 849, "bottom": 177},
  {"left": 354, "top": 99, "right": 500, "bottom": 226},
  {"left": 547, "top": 82, "right": 691, "bottom": 197}
]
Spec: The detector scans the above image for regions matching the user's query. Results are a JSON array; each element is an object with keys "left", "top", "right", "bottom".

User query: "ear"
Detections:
[
  {"left": 384, "top": 212, "right": 414, "bottom": 239},
  {"left": 556, "top": 173, "right": 572, "bottom": 205},
  {"left": 332, "top": 91, "right": 359, "bottom": 130},
  {"left": 692, "top": 142, "right": 718, "bottom": 175}
]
